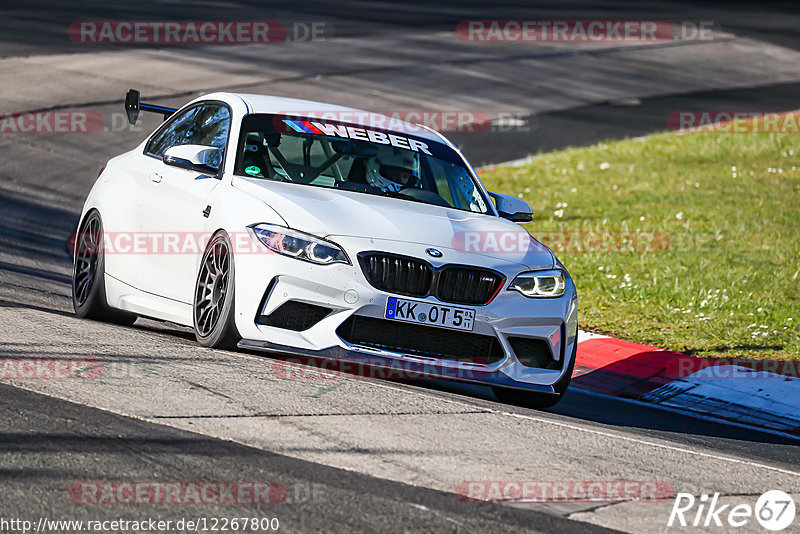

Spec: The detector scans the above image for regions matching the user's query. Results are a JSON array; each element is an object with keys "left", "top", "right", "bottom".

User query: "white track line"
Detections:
[{"left": 260, "top": 362, "right": 800, "bottom": 477}]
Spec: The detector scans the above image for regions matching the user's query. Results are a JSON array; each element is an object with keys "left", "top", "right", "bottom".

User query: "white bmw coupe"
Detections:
[{"left": 72, "top": 90, "right": 578, "bottom": 408}]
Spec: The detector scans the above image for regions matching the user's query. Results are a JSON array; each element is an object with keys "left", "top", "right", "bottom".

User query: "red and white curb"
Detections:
[{"left": 573, "top": 330, "right": 800, "bottom": 436}]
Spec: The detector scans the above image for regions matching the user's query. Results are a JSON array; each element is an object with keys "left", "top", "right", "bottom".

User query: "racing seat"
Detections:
[
  {"left": 345, "top": 158, "right": 368, "bottom": 184},
  {"left": 241, "top": 132, "right": 275, "bottom": 179}
]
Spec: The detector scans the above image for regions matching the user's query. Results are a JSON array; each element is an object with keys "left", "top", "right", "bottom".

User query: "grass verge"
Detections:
[{"left": 479, "top": 119, "right": 800, "bottom": 360}]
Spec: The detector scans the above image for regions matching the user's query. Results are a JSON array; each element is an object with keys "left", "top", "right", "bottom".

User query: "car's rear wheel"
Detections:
[
  {"left": 193, "top": 231, "right": 240, "bottom": 349},
  {"left": 72, "top": 210, "right": 137, "bottom": 325},
  {"left": 492, "top": 341, "right": 577, "bottom": 410}
]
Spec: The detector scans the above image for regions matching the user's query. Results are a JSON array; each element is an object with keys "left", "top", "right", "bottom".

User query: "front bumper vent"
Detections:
[
  {"left": 336, "top": 315, "right": 504, "bottom": 365},
  {"left": 508, "top": 337, "right": 561, "bottom": 370},
  {"left": 257, "top": 301, "right": 332, "bottom": 331}
]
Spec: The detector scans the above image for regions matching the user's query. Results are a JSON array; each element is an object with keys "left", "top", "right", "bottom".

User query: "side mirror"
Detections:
[
  {"left": 488, "top": 191, "right": 533, "bottom": 222},
  {"left": 163, "top": 145, "right": 220, "bottom": 176}
]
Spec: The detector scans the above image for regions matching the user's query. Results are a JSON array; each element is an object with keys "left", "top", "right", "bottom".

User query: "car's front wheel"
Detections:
[
  {"left": 72, "top": 210, "right": 137, "bottom": 325},
  {"left": 193, "top": 231, "right": 240, "bottom": 349},
  {"left": 492, "top": 341, "right": 577, "bottom": 410}
]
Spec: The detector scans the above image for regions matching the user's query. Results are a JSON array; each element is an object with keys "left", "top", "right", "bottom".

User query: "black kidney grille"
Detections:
[
  {"left": 337, "top": 315, "right": 504, "bottom": 365},
  {"left": 437, "top": 267, "right": 504, "bottom": 305},
  {"left": 359, "top": 253, "right": 505, "bottom": 306},
  {"left": 359, "top": 253, "right": 433, "bottom": 297}
]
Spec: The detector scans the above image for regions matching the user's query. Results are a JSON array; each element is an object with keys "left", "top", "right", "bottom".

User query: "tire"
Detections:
[
  {"left": 72, "top": 210, "right": 137, "bottom": 326},
  {"left": 193, "top": 231, "right": 240, "bottom": 349},
  {"left": 492, "top": 340, "right": 577, "bottom": 410}
]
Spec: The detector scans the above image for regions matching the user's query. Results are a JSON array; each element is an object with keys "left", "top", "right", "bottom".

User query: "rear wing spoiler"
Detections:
[{"left": 125, "top": 89, "right": 177, "bottom": 125}]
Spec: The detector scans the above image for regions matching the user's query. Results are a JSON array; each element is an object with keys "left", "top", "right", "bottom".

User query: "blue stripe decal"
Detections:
[
  {"left": 385, "top": 297, "right": 397, "bottom": 319},
  {"left": 295, "top": 121, "right": 315, "bottom": 134},
  {"left": 282, "top": 119, "right": 306, "bottom": 133}
]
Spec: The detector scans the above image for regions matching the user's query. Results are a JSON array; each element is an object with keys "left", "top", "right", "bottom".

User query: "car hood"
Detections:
[{"left": 233, "top": 177, "right": 556, "bottom": 269}]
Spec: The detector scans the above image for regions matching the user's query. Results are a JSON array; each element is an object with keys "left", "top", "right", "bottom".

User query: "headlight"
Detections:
[
  {"left": 250, "top": 224, "right": 350, "bottom": 265},
  {"left": 509, "top": 269, "right": 566, "bottom": 298}
]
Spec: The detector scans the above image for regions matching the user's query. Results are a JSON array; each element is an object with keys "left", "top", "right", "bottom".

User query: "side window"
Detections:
[
  {"left": 145, "top": 103, "right": 231, "bottom": 168},
  {"left": 426, "top": 158, "right": 456, "bottom": 206},
  {"left": 428, "top": 159, "right": 487, "bottom": 213},
  {"left": 184, "top": 105, "right": 230, "bottom": 167},
  {"left": 145, "top": 107, "right": 200, "bottom": 158}
]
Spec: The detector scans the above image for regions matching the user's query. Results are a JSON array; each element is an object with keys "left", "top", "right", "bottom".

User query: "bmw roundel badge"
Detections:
[{"left": 425, "top": 248, "right": 443, "bottom": 258}]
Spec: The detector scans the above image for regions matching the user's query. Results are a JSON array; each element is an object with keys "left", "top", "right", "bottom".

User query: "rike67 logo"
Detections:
[{"left": 668, "top": 490, "right": 796, "bottom": 531}]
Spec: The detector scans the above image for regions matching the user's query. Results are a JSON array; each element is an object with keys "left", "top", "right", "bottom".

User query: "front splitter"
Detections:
[{"left": 238, "top": 339, "right": 557, "bottom": 394}]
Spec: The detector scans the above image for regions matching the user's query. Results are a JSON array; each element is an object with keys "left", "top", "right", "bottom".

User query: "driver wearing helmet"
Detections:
[{"left": 365, "top": 148, "right": 420, "bottom": 193}]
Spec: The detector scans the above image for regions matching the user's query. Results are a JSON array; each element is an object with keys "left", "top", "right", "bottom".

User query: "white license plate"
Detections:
[{"left": 384, "top": 297, "right": 475, "bottom": 332}]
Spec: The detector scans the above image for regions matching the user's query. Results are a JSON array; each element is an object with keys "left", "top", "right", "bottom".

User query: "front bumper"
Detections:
[{"left": 233, "top": 235, "right": 578, "bottom": 391}]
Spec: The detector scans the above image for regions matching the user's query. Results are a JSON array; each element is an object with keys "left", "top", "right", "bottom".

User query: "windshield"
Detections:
[{"left": 234, "top": 114, "right": 490, "bottom": 214}]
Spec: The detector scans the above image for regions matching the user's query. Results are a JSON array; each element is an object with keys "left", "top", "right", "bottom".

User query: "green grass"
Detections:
[{"left": 479, "top": 124, "right": 800, "bottom": 360}]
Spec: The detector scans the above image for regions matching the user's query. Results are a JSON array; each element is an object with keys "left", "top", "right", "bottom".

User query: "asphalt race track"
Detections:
[{"left": 1, "top": 1, "right": 799, "bottom": 532}]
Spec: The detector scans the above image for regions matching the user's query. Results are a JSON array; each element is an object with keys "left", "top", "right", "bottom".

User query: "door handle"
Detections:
[{"left": 150, "top": 172, "right": 162, "bottom": 183}]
